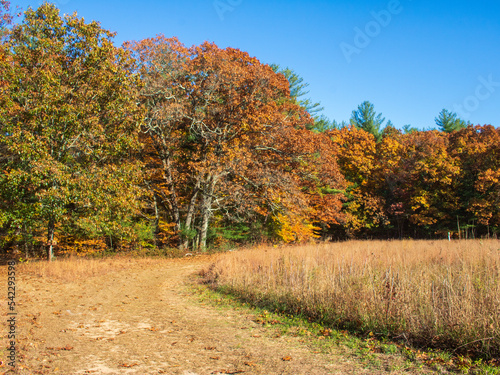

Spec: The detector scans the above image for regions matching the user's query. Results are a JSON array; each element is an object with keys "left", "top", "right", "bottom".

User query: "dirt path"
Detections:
[{"left": 7, "top": 258, "right": 413, "bottom": 374}]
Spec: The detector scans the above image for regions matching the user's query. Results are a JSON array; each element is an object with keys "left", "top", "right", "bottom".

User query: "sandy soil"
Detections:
[{"left": 2, "top": 257, "right": 422, "bottom": 374}]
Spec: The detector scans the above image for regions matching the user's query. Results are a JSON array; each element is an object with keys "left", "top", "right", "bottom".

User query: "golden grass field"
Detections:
[
  {"left": 203, "top": 239, "right": 500, "bottom": 359},
  {"left": 17, "top": 255, "right": 161, "bottom": 281}
]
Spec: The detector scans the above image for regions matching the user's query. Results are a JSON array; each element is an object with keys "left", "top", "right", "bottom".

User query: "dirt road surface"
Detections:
[{"left": 3, "top": 257, "right": 420, "bottom": 374}]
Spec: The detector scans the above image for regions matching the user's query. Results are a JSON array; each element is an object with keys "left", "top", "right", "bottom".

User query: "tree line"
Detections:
[{"left": 1, "top": 4, "right": 498, "bottom": 259}]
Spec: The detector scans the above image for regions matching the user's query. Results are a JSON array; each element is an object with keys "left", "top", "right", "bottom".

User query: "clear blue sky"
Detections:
[{"left": 10, "top": 0, "right": 500, "bottom": 129}]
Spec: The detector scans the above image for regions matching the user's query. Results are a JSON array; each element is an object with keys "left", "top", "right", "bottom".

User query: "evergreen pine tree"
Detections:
[
  {"left": 435, "top": 109, "right": 467, "bottom": 132},
  {"left": 350, "top": 101, "right": 386, "bottom": 141}
]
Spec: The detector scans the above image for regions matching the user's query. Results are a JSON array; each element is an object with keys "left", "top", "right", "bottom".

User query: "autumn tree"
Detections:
[
  {"left": 127, "top": 36, "right": 346, "bottom": 249},
  {"left": 0, "top": 0, "right": 19, "bottom": 35},
  {"left": 329, "top": 124, "right": 466, "bottom": 238},
  {"left": 328, "top": 126, "right": 387, "bottom": 237},
  {"left": 299, "top": 130, "right": 346, "bottom": 238},
  {"left": 381, "top": 129, "right": 462, "bottom": 236},
  {"left": 0, "top": 0, "right": 10, "bottom": 26},
  {"left": 449, "top": 125, "right": 500, "bottom": 236},
  {"left": 0, "top": 4, "right": 146, "bottom": 260}
]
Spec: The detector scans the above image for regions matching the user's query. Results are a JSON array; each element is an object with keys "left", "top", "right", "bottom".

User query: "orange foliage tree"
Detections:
[
  {"left": 328, "top": 126, "right": 387, "bottom": 237},
  {"left": 126, "top": 36, "right": 346, "bottom": 249}
]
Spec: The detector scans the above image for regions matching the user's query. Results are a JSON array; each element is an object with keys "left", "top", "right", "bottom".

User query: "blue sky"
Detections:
[{"left": 10, "top": 0, "right": 500, "bottom": 129}]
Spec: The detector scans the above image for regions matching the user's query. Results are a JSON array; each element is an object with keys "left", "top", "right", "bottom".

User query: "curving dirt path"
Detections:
[{"left": 6, "top": 257, "right": 419, "bottom": 374}]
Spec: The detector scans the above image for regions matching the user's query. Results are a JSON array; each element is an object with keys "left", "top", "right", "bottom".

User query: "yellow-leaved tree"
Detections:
[{"left": 0, "top": 4, "right": 148, "bottom": 260}]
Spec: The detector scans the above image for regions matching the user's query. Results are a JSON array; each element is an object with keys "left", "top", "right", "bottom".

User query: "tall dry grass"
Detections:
[
  {"left": 17, "top": 255, "right": 170, "bottom": 281},
  {"left": 202, "top": 240, "right": 500, "bottom": 358}
]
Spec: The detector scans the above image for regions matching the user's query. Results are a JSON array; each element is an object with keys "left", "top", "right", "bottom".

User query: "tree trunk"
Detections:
[
  {"left": 152, "top": 191, "right": 160, "bottom": 248},
  {"left": 161, "top": 156, "right": 181, "bottom": 233},
  {"left": 156, "top": 133, "right": 181, "bottom": 245},
  {"left": 198, "top": 175, "right": 217, "bottom": 251},
  {"left": 181, "top": 179, "right": 201, "bottom": 250},
  {"left": 47, "top": 219, "right": 55, "bottom": 262}
]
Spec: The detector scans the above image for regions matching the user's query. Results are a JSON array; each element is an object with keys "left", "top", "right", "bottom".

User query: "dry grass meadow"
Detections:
[
  {"left": 202, "top": 239, "right": 500, "bottom": 359},
  {"left": 17, "top": 255, "right": 168, "bottom": 282}
]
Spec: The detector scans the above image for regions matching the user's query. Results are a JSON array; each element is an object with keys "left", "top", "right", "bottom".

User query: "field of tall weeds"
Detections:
[{"left": 202, "top": 240, "right": 500, "bottom": 359}]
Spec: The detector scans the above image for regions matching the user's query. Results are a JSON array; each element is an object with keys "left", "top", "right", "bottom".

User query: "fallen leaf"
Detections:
[
  {"left": 46, "top": 345, "right": 73, "bottom": 351},
  {"left": 282, "top": 356, "right": 292, "bottom": 361},
  {"left": 118, "top": 363, "right": 139, "bottom": 368},
  {"left": 320, "top": 328, "right": 332, "bottom": 336}
]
